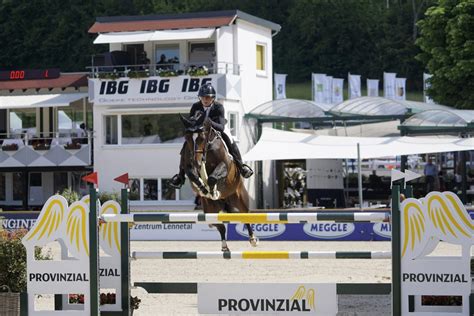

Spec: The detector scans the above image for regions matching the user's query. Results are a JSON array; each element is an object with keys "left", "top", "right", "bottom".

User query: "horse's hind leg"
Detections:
[
  {"left": 245, "top": 223, "right": 259, "bottom": 247},
  {"left": 213, "top": 224, "right": 229, "bottom": 252}
]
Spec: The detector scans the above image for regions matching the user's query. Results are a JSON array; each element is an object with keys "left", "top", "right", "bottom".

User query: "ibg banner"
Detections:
[{"left": 88, "top": 74, "right": 241, "bottom": 105}]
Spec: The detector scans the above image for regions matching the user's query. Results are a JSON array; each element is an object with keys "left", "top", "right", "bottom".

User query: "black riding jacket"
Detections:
[{"left": 189, "top": 101, "right": 226, "bottom": 132}]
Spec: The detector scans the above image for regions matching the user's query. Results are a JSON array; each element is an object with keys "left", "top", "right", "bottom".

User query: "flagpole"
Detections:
[{"left": 357, "top": 143, "right": 363, "bottom": 211}]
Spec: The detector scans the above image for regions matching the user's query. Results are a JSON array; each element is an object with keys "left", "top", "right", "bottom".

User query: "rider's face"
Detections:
[{"left": 200, "top": 96, "right": 214, "bottom": 107}]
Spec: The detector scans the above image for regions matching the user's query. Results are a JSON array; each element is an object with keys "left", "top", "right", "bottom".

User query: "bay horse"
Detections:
[{"left": 179, "top": 114, "right": 258, "bottom": 252}]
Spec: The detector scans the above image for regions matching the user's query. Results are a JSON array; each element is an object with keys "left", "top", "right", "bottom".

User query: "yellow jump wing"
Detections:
[
  {"left": 23, "top": 195, "right": 67, "bottom": 245},
  {"left": 401, "top": 198, "right": 430, "bottom": 260},
  {"left": 65, "top": 201, "right": 89, "bottom": 259},
  {"left": 99, "top": 200, "right": 121, "bottom": 255}
]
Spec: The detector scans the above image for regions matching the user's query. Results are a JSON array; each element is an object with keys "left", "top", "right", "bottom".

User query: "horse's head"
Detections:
[
  {"left": 179, "top": 113, "right": 204, "bottom": 133},
  {"left": 193, "top": 118, "right": 219, "bottom": 168}
]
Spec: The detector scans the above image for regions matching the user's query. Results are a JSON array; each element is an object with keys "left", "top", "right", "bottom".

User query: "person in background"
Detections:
[{"left": 424, "top": 158, "right": 438, "bottom": 193}]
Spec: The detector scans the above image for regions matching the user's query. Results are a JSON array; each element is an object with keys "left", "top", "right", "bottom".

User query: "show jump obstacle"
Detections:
[{"left": 21, "top": 178, "right": 474, "bottom": 315}]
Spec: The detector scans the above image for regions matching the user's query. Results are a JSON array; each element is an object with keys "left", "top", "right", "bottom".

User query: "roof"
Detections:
[
  {"left": 329, "top": 97, "right": 452, "bottom": 118},
  {"left": 89, "top": 10, "right": 281, "bottom": 33},
  {"left": 0, "top": 73, "right": 88, "bottom": 91},
  {"left": 246, "top": 99, "right": 332, "bottom": 122}
]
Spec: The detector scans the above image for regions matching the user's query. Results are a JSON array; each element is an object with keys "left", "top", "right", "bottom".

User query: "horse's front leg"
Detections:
[
  {"left": 213, "top": 224, "right": 230, "bottom": 252},
  {"left": 245, "top": 223, "right": 259, "bottom": 247},
  {"left": 208, "top": 162, "right": 227, "bottom": 200}
]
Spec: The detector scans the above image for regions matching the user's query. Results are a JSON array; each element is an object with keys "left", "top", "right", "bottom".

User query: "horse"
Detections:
[{"left": 179, "top": 114, "right": 258, "bottom": 252}]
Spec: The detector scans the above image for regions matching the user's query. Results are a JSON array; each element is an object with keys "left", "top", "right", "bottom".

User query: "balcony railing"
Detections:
[
  {"left": 0, "top": 132, "right": 92, "bottom": 167},
  {"left": 87, "top": 61, "right": 241, "bottom": 79}
]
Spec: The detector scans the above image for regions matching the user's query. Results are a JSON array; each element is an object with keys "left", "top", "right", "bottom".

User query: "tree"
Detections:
[{"left": 416, "top": 0, "right": 474, "bottom": 108}]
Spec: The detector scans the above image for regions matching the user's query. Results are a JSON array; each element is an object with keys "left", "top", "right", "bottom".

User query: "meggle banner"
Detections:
[{"left": 89, "top": 74, "right": 241, "bottom": 105}]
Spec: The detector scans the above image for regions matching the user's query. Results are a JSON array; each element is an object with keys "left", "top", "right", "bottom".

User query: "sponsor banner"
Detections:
[
  {"left": 198, "top": 283, "right": 337, "bottom": 315},
  {"left": 227, "top": 222, "right": 390, "bottom": 241},
  {"left": 130, "top": 222, "right": 221, "bottom": 241},
  {"left": 367, "top": 79, "right": 379, "bottom": 97},
  {"left": 274, "top": 73, "right": 287, "bottom": 100},
  {"left": 348, "top": 74, "right": 361, "bottom": 99},
  {"left": 395, "top": 77, "right": 406, "bottom": 100},
  {"left": 88, "top": 74, "right": 241, "bottom": 105},
  {"left": 332, "top": 78, "right": 344, "bottom": 104},
  {"left": 383, "top": 72, "right": 397, "bottom": 99},
  {"left": 423, "top": 73, "right": 434, "bottom": 104},
  {"left": 0, "top": 212, "right": 39, "bottom": 230},
  {"left": 312, "top": 73, "right": 327, "bottom": 103}
]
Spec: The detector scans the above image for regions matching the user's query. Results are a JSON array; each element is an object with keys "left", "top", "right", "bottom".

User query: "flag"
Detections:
[
  {"left": 324, "top": 76, "right": 333, "bottom": 104},
  {"left": 367, "top": 79, "right": 379, "bottom": 97},
  {"left": 348, "top": 74, "right": 361, "bottom": 99},
  {"left": 332, "top": 78, "right": 344, "bottom": 104},
  {"left": 274, "top": 73, "right": 287, "bottom": 100},
  {"left": 423, "top": 73, "right": 434, "bottom": 104},
  {"left": 395, "top": 78, "right": 406, "bottom": 100},
  {"left": 312, "top": 73, "right": 327, "bottom": 103},
  {"left": 383, "top": 72, "right": 397, "bottom": 99},
  {"left": 82, "top": 172, "right": 98, "bottom": 186},
  {"left": 114, "top": 173, "right": 129, "bottom": 185}
]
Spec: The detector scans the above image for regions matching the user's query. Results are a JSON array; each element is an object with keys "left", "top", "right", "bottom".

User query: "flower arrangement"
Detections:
[
  {"left": 97, "top": 71, "right": 120, "bottom": 80},
  {"left": 33, "top": 143, "right": 50, "bottom": 151},
  {"left": 157, "top": 68, "right": 178, "bottom": 77},
  {"left": 421, "top": 295, "right": 462, "bottom": 306},
  {"left": 64, "top": 142, "right": 82, "bottom": 150},
  {"left": 187, "top": 65, "right": 209, "bottom": 77},
  {"left": 127, "top": 70, "right": 149, "bottom": 79},
  {"left": 1, "top": 143, "right": 18, "bottom": 151},
  {"left": 68, "top": 293, "right": 141, "bottom": 310}
]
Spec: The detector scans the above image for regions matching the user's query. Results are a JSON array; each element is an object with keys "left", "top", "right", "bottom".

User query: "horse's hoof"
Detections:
[
  {"left": 249, "top": 236, "right": 259, "bottom": 247},
  {"left": 222, "top": 247, "right": 230, "bottom": 252}
]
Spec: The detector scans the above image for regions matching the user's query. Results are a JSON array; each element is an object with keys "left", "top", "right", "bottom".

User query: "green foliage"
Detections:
[
  {"left": 98, "top": 191, "right": 120, "bottom": 204},
  {"left": 416, "top": 0, "right": 474, "bottom": 108},
  {"left": 0, "top": 229, "right": 51, "bottom": 292},
  {"left": 127, "top": 70, "right": 149, "bottom": 79},
  {"left": 60, "top": 188, "right": 80, "bottom": 204},
  {"left": 0, "top": 0, "right": 435, "bottom": 90}
]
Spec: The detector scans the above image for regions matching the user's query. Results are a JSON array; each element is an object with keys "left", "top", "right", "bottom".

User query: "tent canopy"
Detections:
[
  {"left": 0, "top": 93, "right": 87, "bottom": 109},
  {"left": 243, "top": 127, "right": 474, "bottom": 161}
]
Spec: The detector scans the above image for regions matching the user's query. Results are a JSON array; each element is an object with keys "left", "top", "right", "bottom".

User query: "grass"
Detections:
[{"left": 283, "top": 82, "right": 424, "bottom": 102}]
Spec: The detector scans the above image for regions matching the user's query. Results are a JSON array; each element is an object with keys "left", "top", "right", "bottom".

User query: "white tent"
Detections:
[
  {"left": 292, "top": 120, "right": 401, "bottom": 137},
  {"left": 243, "top": 127, "right": 474, "bottom": 161}
]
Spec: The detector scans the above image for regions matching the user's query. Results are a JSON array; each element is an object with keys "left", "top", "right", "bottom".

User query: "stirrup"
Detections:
[
  {"left": 167, "top": 174, "right": 184, "bottom": 189},
  {"left": 241, "top": 164, "right": 254, "bottom": 178}
]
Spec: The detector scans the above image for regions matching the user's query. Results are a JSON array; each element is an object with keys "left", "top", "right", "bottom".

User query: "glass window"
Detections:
[
  {"left": 0, "top": 173, "right": 5, "bottom": 200},
  {"left": 30, "top": 173, "right": 42, "bottom": 187},
  {"left": 155, "top": 44, "right": 179, "bottom": 70},
  {"left": 129, "top": 178, "right": 140, "bottom": 201},
  {"left": 54, "top": 172, "right": 68, "bottom": 194},
  {"left": 105, "top": 115, "right": 118, "bottom": 145},
  {"left": 143, "top": 179, "right": 158, "bottom": 200},
  {"left": 256, "top": 44, "right": 265, "bottom": 71},
  {"left": 121, "top": 114, "right": 185, "bottom": 145},
  {"left": 228, "top": 112, "right": 238, "bottom": 138},
  {"left": 10, "top": 108, "right": 36, "bottom": 136},
  {"left": 161, "top": 178, "right": 176, "bottom": 200},
  {"left": 189, "top": 43, "right": 215, "bottom": 69},
  {"left": 71, "top": 171, "right": 89, "bottom": 196},
  {"left": 58, "top": 99, "right": 84, "bottom": 132},
  {"left": 13, "top": 172, "right": 23, "bottom": 201}
]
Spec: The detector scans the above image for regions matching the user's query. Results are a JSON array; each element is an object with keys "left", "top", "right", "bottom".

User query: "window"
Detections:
[
  {"left": 129, "top": 178, "right": 140, "bottom": 201},
  {"left": 189, "top": 43, "right": 215, "bottom": 71},
  {"left": 144, "top": 179, "right": 158, "bottom": 200},
  {"left": 12, "top": 172, "right": 23, "bottom": 201},
  {"left": 121, "top": 113, "right": 185, "bottom": 145},
  {"left": 256, "top": 44, "right": 266, "bottom": 72},
  {"left": 30, "top": 173, "right": 42, "bottom": 187},
  {"left": 105, "top": 115, "right": 118, "bottom": 145},
  {"left": 54, "top": 172, "right": 68, "bottom": 194},
  {"left": 0, "top": 173, "right": 5, "bottom": 200},
  {"left": 155, "top": 44, "right": 179, "bottom": 70},
  {"left": 10, "top": 108, "right": 36, "bottom": 136},
  {"left": 57, "top": 99, "right": 84, "bottom": 133},
  {"left": 228, "top": 112, "right": 239, "bottom": 139},
  {"left": 128, "top": 176, "right": 193, "bottom": 202}
]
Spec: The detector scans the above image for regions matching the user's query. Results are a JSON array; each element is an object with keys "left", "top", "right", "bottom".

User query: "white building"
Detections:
[{"left": 87, "top": 10, "right": 280, "bottom": 210}]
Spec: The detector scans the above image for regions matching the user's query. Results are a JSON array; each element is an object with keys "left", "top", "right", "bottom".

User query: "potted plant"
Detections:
[
  {"left": 1, "top": 143, "right": 18, "bottom": 151},
  {"left": 157, "top": 68, "right": 178, "bottom": 77},
  {"left": 187, "top": 65, "right": 209, "bottom": 77},
  {"left": 68, "top": 293, "right": 141, "bottom": 313},
  {"left": 128, "top": 70, "right": 149, "bottom": 79},
  {"left": 33, "top": 143, "right": 50, "bottom": 151},
  {"left": 64, "top": 142, "right": 82, "bottom": 150}
]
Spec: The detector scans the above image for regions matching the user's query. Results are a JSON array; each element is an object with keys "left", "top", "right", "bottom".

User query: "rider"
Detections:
[{"left": 168, "top": 83, "right": 254, "bottom": 189}]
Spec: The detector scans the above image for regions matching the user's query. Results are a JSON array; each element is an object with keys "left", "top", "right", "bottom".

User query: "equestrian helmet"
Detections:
[{"left": 198, "top": 84, "right": 216, "bottom": 98}]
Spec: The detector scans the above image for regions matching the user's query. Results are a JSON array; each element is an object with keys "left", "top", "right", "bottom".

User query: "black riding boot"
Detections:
[
  {"left": 230, "top": 142, "right": 254, "bottom": 178},
  {"left": 168, "top": 169, "right": 185, "bottom": 189}
]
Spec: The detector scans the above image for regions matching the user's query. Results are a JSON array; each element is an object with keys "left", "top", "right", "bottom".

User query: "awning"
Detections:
[
  {"left": 0, "top": 93, "right": 87, "bottom": 109},
  {"left": 150, "top": 28, "right": 215, "bottom": 41},
  {"left": 94, "top": 28, "right": 215, "bottom": 44},
  {"left": 243, "top": 127, "right": 474, "bottom": 161},
  {"left": 94, "top": 31, "right": 154, "bottom": 44}
]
